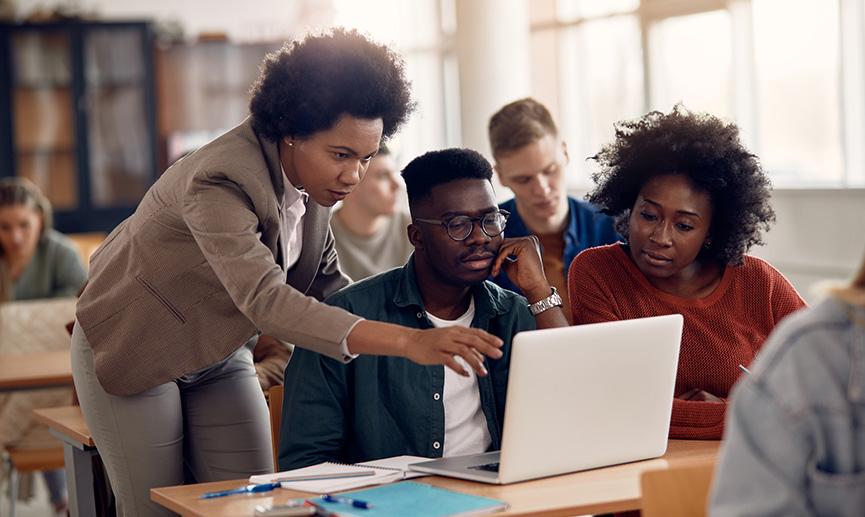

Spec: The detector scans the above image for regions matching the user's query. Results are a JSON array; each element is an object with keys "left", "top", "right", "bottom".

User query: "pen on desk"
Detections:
[
  {"left": 200, "top": 482, "right": 281, "bottom": 499},
  {"left": 305, "top": 499, "right": 340, "bottom": 517},
  {"left": 271, "top": 470, "right": 376, "bottom": 483},
  {"left": 738, "top": 364, "right": 751, "bottom": 375},
  {"left": 322, "top": 494, "right": 373, "bottom": 509}
]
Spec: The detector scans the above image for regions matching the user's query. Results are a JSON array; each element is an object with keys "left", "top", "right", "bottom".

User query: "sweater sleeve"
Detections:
[
  {"left": 568, "top": 250, "right": 621, "bottom": 324},
  {"left": 669, "top": 398, "right": 727, "bottom": 439},
  {"left": 769, "top": 267, "right": 807, "bottom": 324}
]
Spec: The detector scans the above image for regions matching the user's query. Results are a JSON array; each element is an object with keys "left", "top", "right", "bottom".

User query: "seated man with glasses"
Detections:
[
  {"left": 278, "top": 148, "right": 568, "bottom": 470},
  {"left": 488, "top": 98, "right": 619, "bottom": 322}
]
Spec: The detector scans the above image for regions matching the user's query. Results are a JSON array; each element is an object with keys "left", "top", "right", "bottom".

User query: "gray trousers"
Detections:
[{"left": 70, "top": 323, "right": 273, "bottom": 517}]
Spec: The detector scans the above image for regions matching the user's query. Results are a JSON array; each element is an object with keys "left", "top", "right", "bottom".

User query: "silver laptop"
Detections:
[{"left": 409, "top": 314, "right": 683, "bottom": 484}]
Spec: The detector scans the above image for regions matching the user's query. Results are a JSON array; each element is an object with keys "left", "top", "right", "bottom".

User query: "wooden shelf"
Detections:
[{"left": 16, "top": 147, "right": 76, "bottom": 154}]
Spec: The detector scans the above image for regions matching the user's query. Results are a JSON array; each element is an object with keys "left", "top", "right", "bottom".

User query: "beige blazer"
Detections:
[{"left": 76, "top": 119, "right": 361, "bottom": 396}]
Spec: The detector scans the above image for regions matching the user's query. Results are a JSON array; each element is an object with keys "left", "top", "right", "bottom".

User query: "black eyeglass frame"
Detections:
[{"left": 414, "top": 209, "right": 510, "bottom": 241}]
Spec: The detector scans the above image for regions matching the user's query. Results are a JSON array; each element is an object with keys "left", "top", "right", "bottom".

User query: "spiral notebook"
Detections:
[{"left": 248, "top": 455, "right": 430, "bottom": 493}]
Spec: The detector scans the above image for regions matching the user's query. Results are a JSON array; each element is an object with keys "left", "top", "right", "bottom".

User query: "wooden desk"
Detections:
[
  {"left": 67, "top": 232, "right": 106, "bottom": 265},
  {"left": 0, "top": 350, "right": 72, "bottom": 391},
  {"left": 151, "top": 440, "right": 720, "bottom": 517},
  {"left": 32, "top": 406, "right": 99, "bottom": 517}
]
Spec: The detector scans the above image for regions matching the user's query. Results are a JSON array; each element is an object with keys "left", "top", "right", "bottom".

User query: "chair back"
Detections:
[
  {"left": 267, "top": 384, "right": 284, "bottom": 471},
  {"left": 640, "top": 462, "right": 716, "bottom": 517}
]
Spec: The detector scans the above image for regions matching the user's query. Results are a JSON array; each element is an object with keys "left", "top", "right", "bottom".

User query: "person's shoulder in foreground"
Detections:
[{"left": 710, "top": 296, "right": 865, "bottom": 517}]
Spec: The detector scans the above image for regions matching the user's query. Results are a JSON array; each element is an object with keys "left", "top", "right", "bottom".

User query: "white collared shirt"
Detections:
[
  {"left": 280, "top": 171, "right": 307, "bottom": 270},
  {"left": 279, "top": 168, "right": 358, "bottom": 362}
]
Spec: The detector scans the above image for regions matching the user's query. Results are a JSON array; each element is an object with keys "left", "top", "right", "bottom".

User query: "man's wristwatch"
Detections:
[{"left": 527, "top": 287, "right": 563, "bottom": 316}]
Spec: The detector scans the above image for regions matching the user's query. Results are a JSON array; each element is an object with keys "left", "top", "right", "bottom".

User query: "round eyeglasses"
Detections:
[{"left": 414, "top": 210, "right": 510, "bottom": 241}]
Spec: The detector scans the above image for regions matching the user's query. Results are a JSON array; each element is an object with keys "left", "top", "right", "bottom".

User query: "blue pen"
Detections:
[
  {"left": 201, "top": 482, "right": 281, "bottom": 499},
  {"left": 322, "top": 494, "right": 373, "bottom": 509}
]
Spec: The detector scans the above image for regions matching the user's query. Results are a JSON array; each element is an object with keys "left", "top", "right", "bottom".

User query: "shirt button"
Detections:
[
  {"left": 433, "top": 441, "right": 441, "bottom": 450},
  {"left": 433, "top": 393, "right": 440, "bottom": 401}
]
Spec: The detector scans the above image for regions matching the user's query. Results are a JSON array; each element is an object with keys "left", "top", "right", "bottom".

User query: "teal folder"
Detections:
[{"left": 301, "top": 481, "right": 508, "bottom": 517}]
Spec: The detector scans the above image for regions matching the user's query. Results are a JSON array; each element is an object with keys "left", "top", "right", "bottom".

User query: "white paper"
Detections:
[{"left": 249, "top": 455, "right": 433, "bottom": 493}]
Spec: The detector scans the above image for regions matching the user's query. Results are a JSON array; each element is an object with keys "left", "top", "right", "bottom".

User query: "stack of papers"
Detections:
[{"left": 249, "top": 455, "right": 430, "bottom": 493}]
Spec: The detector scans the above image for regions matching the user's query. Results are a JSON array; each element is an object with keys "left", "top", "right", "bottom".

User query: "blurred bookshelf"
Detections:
[
  {"left": 0, "top": 20, "right": 157, "bottom": 232},
  {"left": 155, "top": 39, "right": 280, "bottom": 168}
]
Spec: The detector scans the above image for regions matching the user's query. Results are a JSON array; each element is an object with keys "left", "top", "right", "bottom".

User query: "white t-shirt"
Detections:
[{"left": 426, "top": 299, "right": 492, "bottom": 457}]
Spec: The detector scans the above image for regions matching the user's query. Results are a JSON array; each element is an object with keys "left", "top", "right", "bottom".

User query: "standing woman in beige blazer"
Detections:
[{"left": 71, "top": 28, "right": 503, "bottom": 516}]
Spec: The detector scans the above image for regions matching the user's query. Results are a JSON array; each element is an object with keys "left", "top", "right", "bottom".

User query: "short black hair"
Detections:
[
  {"left": 401, "top": 148, "right": 493, "bottom": 213},
  {"left": 249, "top": 28, "right": 415, "bottom": 142},
  {"left": 588, "top": 104, "right": 775, "bottom": 266}
]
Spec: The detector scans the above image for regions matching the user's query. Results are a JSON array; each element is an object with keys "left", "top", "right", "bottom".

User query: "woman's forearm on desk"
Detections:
[{"left": 669, "top": 398, "right": 728, "bottom": 439}]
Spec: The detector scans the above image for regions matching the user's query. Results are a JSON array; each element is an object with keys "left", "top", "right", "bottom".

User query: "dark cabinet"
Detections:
[{"left": 0, "top": 20, "right": 157, "bottom": 233}]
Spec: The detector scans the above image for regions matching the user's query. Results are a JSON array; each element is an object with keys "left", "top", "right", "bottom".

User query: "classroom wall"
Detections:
[{"left": 750, "top": 189, "right": 865, "bottom": 303}]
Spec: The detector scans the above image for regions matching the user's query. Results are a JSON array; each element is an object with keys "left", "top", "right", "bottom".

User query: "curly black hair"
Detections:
[
  {"left": 402, "top": 148, "right": 493, "bottom": 214},
  {"left": 249, "top": 28, "right": 415, "bottom": 142},
  {"left": 588, "top": 105, "right": 775, "bottom": 266}
]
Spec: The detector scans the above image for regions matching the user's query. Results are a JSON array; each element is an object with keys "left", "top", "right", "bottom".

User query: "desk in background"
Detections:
[
  {"left": 32, "top": 406, "right": 99, "bottom": 517},
  {"left": 151, "top": 439, "right": 721, "bottom": 517},
  {"left": 0, "top": 350, "right": 72, "bottom": 392}
]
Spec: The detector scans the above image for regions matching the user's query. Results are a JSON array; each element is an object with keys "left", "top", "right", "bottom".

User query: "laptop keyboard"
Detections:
[{"left": 468, "top": 462, "right": 500, "bottom": 472}]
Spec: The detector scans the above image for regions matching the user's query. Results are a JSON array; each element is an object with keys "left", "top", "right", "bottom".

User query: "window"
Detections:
[
  {"left": 534, "top": 0, "right": 865, "bottom": 188},
  {"left": 332, "top": 0, "right": 457, "bottom": 165},
  {"left": 647, "top": 10, "right": 733, "bottom": 119},
  {"left": 559, "top": 15, "right": 644, "bottom": 185},
  {"left": 752, "top": 0, "right": 843, "bottom": 186}
]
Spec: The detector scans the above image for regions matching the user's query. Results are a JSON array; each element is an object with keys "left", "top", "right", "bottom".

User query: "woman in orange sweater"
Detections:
[{"left": 568, "top": 106, "right": 806, "bottom": 440}]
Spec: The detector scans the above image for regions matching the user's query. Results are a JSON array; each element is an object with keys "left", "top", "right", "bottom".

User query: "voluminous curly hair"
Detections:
[
  {"left": 249, "top": 27, "right": 415, "bottom": 142},
  {"left": 588, "top": 105, "right": 774, "bottom": 266}
]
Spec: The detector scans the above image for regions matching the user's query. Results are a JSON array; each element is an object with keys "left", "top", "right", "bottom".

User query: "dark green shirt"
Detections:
[{"left": 278, "top": 257, "right": 536, "bottom": 470}]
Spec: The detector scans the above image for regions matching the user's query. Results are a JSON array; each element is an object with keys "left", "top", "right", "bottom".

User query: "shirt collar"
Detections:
[
  {"left": 393, "top": 255, "right": 513, "bottom": 318},
  {"left": 280, "top": 164, "right": 308, "bottom": 206},
  {"left": 502, "top": 197, "right": 577, "bottom": 242},
  {"left": 564, "top": 197, "right": 580, "bottom": 243}
]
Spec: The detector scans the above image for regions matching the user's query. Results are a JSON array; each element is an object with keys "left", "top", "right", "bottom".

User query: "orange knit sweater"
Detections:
[{"left": 568, "top": 244, "right": 806, "bottom": 440}]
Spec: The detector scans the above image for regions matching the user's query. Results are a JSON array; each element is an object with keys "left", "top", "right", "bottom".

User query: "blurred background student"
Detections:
[
  {"left": 711, "top": 248, "right": 865, "bottom": 516},
  {"left": 487, "top": 98, "right": 618, "bottom": 319},
  {"left": 330, "top": 144, "right": 413, "bottom": 281},
  {"left": 0, "top": 177, "right": 86, "bottom": 515},
  {"left": 0, "top": 178, "right": 86, "bottom": 302}
]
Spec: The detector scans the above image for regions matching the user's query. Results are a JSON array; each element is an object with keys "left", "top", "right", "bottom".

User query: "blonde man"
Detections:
[{"left": 488, "top": 98, "right": 618, "bottom": 319}]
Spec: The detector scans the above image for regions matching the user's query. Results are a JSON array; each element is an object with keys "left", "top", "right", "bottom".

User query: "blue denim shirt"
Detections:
[
  {"left": 278, "top": 256, "right": 537, "bottom": 470},
  {"left": 710, "top": 297, "right": 865, "bottom": 516},
  {"left": 492, "top": 196, "right": 619, "bottom": 294}
]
